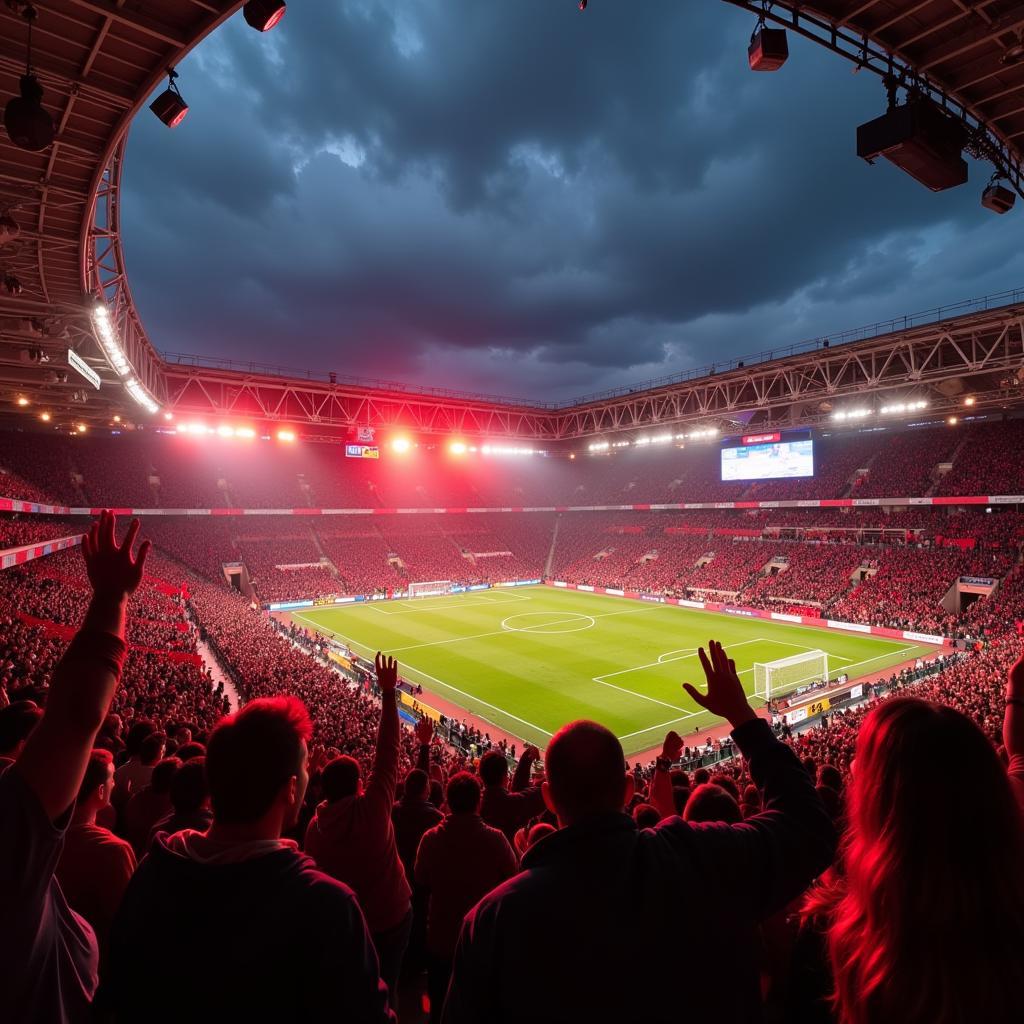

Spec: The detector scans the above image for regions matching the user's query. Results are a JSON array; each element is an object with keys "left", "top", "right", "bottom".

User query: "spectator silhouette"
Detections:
[
  {"left": 444, "top": 640, "right": 835, "bottom": 1023},
  {"left": 0, "top": 511, "right": 149, "bottom": 1023},
  {"left": 305, "top": 653, "right": 413, "bottom": 999},
  {"left": 416, "top": 771, "right": 517, "bottom": 1024},
  {"left": 106, "top": 694, "right": 394, "bottom": 1023}
]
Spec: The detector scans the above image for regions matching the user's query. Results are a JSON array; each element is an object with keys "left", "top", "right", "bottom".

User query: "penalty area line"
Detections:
[{"left": 302, "top": 620, "right": 555, "bottom": 739}]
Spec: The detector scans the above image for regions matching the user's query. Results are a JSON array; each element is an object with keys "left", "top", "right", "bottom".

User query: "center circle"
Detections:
[{"left": 501, "top": 612, "right": 596, "bottom": 635}]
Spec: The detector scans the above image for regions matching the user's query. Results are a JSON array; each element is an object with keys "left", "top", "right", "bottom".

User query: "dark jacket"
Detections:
[
  {"left": 105, "top": 833, "right": 394, "bottom": 1023},
  {"left": 393, "top": 796, "right": 444, "bottom": 882},
  {"left": 444, "top": 719, "right": 836, "bottom": 1024},
  {"left": 479, "top": 755, "right": 545, "bottom": 842}
]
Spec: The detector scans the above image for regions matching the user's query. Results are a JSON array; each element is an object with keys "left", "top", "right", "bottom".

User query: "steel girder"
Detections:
[
  {"left": 161, "top": 366, "right": 558, "bottom": 440},
  {"left": 160, "top": 302, "right": 1024, "bottom": 441}
]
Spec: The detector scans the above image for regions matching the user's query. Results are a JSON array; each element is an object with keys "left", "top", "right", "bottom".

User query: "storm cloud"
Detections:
[{"left": 121, "top": 0, "right": 1024, "bottom": 402}]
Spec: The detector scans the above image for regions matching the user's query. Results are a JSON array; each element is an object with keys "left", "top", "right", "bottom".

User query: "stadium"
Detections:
[{"left": 2, "top": 3, "right": 1024, "bottom": 1023}]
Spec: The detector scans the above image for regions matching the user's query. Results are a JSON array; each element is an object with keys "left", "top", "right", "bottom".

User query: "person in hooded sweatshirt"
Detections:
[
  {"left": 304, "top": 653, "right": 413, "bottom": 999},
  {"left": 0, "top": 511, "right": 149, "bottom": 1024},
  {"left": 105, "top": 691, "right": 394, "bottom": 1023}
]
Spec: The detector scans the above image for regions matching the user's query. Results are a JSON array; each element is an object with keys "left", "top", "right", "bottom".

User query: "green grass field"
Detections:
[{"left": 288, "top": 586, "right": 936, "bottom": 756}]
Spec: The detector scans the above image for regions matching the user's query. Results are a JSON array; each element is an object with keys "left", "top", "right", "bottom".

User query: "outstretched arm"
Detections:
[
  {"left": 366, "top": 653, "right": 400, "bottom": 808},
  {"left": 672, "top": 640, "right": 835, "bottom": 917},
  {"left": 510, "top": 745, "right": 540, "bottom": 792},
  {"left": 649, "top": 731, "right": 682, "bottom": 820},
  {"left": 16, "top": 512, "right": 150, "bottom": 821},
  {"left": 415, "top": 716, "right": 433, "bottom": 773}
]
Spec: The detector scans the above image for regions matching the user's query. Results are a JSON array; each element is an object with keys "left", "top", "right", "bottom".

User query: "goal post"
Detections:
[
  {"left": 753, "top": 650, "right": 829, "bottom": 703},
  {"left": 407, "top": 580, "right": 453, "bottom": 599}
]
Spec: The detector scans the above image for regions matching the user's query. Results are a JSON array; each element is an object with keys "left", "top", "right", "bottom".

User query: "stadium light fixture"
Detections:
[
  {"left": 16, "top": 396, "right": 28, "bottom": 407},
  {"left": 77, "top": 423, "right": 87, "bottom": 433},
  {"left": 748, "top": 14, "right": 788, "bottom": 72},
  {"left": 164, "top": 411, "right": 174, "bottom": 421},
  {"left": 277, "top": 429, "right": 296, "bottom": 443},
  {"left": 982, "top": 174, "right": 1015, "bottom": 215},
  {"left": 391, "top": 437, "right": 412, "bottom": 454},
  {"left": 39, "top": 411, "right": 50, "bottom": 422},
  {"left": 243, "top": 1, "right": 287, "bottom": 32},
  {"left": 124, "top": 378, "right": 159, "bottom": 415},
  {"left": 964, "top": 396, "right": 976, "bottom": 406},
  {"left": 588, "top": 441, "right": 610, "bottom": 452},
  {"left": 948, "top": 416, "right": 958, "bottom": 425},
  {"left": 449, "top": 441, "right": 467, "bottom": 456},
  {"left": 482, "top": 445, "right": 538, "bottom": 456},
  {"left": 217, "top": 425, "right": 235, "bottom": 438},
  {"left": 4, "top": 5, "right": 55, "bottom": 152},
  {"left": 832, "top": 407, "right": 872, "bottom": 422},
  {"left": 879, "top": 400, "right": 928, "bottom": 415},
  {"left": 236, "top": 427, "right": 256, "bottom": 439},
  {"left": 150, "top": 69, "right": 188, "bottom": 128}
]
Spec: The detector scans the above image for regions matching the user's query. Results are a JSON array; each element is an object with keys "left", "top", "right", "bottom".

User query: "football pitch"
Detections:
[{"left": 288, "top": 586, "right": 936, "bottom": 757}]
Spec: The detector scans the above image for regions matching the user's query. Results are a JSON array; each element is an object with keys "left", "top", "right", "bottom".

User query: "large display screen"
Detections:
[{"left": 720, "top": 431, "right": 814, "bottom": 481}]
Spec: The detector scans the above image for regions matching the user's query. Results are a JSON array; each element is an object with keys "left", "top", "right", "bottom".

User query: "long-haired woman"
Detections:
[{"left": 795, "top": 696, "right": 1024, "bottom": 1024}]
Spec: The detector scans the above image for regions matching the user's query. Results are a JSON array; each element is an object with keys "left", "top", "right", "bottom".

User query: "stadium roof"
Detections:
[
  {"left": 725, "top": 1, "right": 1024, "bottom": 194},
  {"left": 1, "top": 1, "right": 1023, "bottom": 442}
]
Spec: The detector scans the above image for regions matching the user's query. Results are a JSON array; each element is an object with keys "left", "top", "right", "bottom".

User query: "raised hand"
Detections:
[
  {"left": 660, "top": 730, "right": 684, "bottom": 763},
  {"left": 522, "top": 744, "right": 541, "bottom": 763},
  {"left": 682, "top": 640, "right": 757, "bottom": 729},
  {"left": 1008, "top": 650, "right": 1024, "bottom": 700},
  {"left": 415, "top": 715, "right": 434, "bottom": 745},
  {"left": 81, "top": 511, "right": 150, "bottom": 600},
  {"left": 375, "top": 652, "right": 399, "bottom": 692}
]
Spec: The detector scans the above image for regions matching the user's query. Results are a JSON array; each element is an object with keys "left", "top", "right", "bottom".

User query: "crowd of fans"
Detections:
[{"left": 5, "top": 511, "right": 1024, "bottom": 1023}]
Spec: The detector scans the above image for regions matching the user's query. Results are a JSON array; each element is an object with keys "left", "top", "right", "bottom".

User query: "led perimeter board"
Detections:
[{"left": 720, "top": 429, "right": 814, "bottom": 481}]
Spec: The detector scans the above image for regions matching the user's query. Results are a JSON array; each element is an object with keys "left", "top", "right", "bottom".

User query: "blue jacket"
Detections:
[{"left": 443, "top": 719, "right": 836, "bottom": 1024}]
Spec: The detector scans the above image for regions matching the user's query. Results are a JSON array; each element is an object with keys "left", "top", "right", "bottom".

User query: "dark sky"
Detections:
[{"left": 122, "top": 1, "right": 1024, "bottom": 403}]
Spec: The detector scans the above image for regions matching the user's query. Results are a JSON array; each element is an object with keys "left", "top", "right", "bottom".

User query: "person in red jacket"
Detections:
[
  {"left": 304, "top": 653, "right": 413, "bottom": 999},
  {"left": 416, "top": 771, "right": 517, "bottom": 1023},
  {"left": 478, "top": 743, "right": 544, "bottom": 842},
  {"left": 56, "top": 748, "right": 136, "bottom": 965}
]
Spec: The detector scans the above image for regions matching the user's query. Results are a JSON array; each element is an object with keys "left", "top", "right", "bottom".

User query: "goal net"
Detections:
[
  {"left": 753, "top": 650, "right": 829, "bottom": 703},
  {"left": 407, "top": 580, "right": 453, "bottom": 599}
]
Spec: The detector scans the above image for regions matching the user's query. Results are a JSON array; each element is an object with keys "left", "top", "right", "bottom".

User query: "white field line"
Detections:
[
  {"left": 383, "top": 603, "right": 664, "bottom": 654},
  {"left": 618, "top": 714, "right": 698, "bottom": 742},
  {"left": 595, "top": 638, "right": 765, "bottom": 682},
  {"left": 754, "top": 638, "right": 855, "bottom": 663},
  {"left": 589, "top": 640, "right": 765, "bottom": 713},
  {"left": 370, "top": 590, "right": 532, "bottom": 615},
  {"left": 296, "top": 613, "right": 554, "bottom": 738},
  {"left": 837, "top": 645, "right": 920, "bottom": 676}
]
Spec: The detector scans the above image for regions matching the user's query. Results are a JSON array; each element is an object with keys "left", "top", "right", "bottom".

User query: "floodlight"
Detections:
[
  {"left": 150, "top": 69, "right": 188, "bottom": 128},
  {"left": 4, "top": 7, "right": 54, "bottom": 152},
  {"left": 391, "top": 437, "right": 411, "bottom": 454},
  {"left": 243, "top": 1, "right": 287, "bottom": 32}
]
